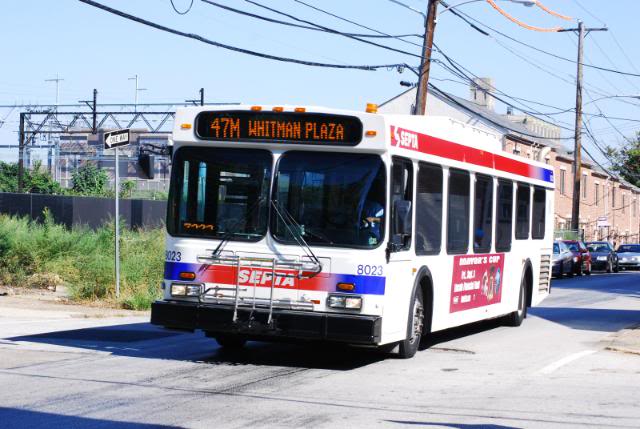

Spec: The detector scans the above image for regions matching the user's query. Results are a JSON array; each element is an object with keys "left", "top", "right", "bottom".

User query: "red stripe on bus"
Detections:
[{"left": 390, "top": 126, "right": 552, "bottom": 182}]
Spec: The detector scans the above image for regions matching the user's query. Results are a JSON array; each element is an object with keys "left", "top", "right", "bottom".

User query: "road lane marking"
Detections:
[{"left": 537, "top": 350, "right": 596, "bottom": 375}]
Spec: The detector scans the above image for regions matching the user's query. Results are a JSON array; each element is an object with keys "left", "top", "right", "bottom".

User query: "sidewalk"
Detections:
[{"left": 605, "top": 323, "right": 640, "bottom": 356}]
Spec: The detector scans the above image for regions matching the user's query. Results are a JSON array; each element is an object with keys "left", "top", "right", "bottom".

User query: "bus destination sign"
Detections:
[{"left": 195, "top": 111, "right": 363, "bottom": 146}]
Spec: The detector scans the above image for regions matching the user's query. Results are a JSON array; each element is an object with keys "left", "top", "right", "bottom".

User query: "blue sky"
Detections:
[{"left": 1, "top": 0, "right": 639, "bottom": 163}]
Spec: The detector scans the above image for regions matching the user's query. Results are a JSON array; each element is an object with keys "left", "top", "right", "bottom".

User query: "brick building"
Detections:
[{"left": 551, "top": 150, "right": 640, "bottom": 243}]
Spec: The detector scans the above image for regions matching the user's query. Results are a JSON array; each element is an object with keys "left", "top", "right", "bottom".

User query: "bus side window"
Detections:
[
  {"left": 496, "top": 180, "right": 513, "bottom": 252},
  {"left": 473, "top": 174, "right": 493, "bottom": 253},
  {"left": 532, "top": 187, "right": 546, "bottom": 239},
  {"left": 416, "top": 162, "right": 442, "bottom": 255},
  {"left": 515, "top": 183, "right": 530, "bottom": 240},
  {"left": 447, "top": 169, "right": 470, "bottom": 254},
  {"left": 390, "top": 157, "right": 413, "bottom": 251}
]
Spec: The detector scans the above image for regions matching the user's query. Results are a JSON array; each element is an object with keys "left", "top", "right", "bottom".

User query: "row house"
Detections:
[{"left": 552, "top": 151, "right": 640, "bottom": 244}]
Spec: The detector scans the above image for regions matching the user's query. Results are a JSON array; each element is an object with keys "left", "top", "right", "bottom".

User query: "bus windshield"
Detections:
[
  {"left": 273, "top": 151, "right": 386, "bottom": 248},
  {"left": 167, "top": 147, "right": 272, "bottom": 240}
]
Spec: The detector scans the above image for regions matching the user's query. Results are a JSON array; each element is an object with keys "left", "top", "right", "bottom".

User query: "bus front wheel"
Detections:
[{"left": 398, "top": 287, "right": 424, "bottom": 359}]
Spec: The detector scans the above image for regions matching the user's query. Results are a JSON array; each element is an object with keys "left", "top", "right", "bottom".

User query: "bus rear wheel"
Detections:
[
  {"left": 505, "top": 275, "right": 527, "bottom": 327},
  {"left": 398, "top": 287, "right": 424, "bottom": 359}
]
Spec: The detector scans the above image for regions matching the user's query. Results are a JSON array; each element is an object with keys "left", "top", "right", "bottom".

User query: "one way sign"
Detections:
[{"left": 104, "top": 129, "right": 130, "bottom": 149}]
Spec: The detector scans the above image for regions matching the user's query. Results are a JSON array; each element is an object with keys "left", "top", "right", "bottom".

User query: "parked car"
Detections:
[
  {"left": 562, "top": 240, "right": 592, "bottom": 276},
  {"left": 552, "top": 241, "right": 574, "bottom": 278},
  {"left": 616, "top": 244, "right": 640, "bottom": 270},
  {"left": 585, "top": 241, "right": 619, "bottom": 273}
]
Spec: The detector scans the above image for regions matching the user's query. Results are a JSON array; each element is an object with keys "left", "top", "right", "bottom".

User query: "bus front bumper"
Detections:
[{"left": 150, "top": 300, "right": 382, "bottom": 345}]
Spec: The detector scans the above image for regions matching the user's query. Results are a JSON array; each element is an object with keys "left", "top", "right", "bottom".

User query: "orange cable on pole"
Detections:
[
  {"left": 485, "top": 0, "right": 561, "bottom": 33},
  {"left": 534, "top": 0, "right": 572, "bottom": 21}
]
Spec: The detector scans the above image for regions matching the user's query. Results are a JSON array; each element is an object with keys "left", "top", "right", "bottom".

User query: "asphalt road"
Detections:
[{"left": 1, "top": 271, "right": 639, "bottom": 429}]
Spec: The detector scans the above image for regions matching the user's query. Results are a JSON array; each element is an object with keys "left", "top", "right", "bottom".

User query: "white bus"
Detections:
[{"left": 151, "top": 104, "right": 554, "bottom": 358}]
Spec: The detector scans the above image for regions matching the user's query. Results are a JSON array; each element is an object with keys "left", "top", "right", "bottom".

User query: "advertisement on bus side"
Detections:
[{"left": 450, "top": 253, "right": 505, "bottom": 313}]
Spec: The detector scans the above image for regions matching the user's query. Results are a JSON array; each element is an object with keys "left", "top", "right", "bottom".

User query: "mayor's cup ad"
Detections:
[{"left": 450, "top": 253, "right": 505, "bottom": 313}]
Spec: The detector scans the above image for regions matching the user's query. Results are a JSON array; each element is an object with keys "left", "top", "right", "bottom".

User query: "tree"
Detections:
[
  {"left": 71, "top": 163, "right": 109, "bottom": 196},
  {"left": 28, "top": 161, "right": 63, "bottom": 194},
  {"left": 119, "top": 180, "right": 136, "bottom": 199},
  {"left": 606, "top": 132, "right": 640, "bottom": 188},
  {"left": 0, "top": 161, "right": 62, "bottom": 194}
]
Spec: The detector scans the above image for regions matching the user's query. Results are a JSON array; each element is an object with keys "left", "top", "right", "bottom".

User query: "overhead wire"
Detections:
[
  {"left": 534, "top": 1, "right": 573, "bottom": 21},
  {"left": 436, "top": 1, "right": 640, "bottom": 78},
  {"left": 77, "top": 0, "right": 407, "bottom": 71},
  {"left": 485, "top": 0, "right": 564, "bottom": 33},
  {"left": 238, "top": 0, "right": 424, "bottom": 59},
  {"left": 290, "top": 0, "right": 423, "bottom": 48},
  {"left": 170, "top": 0, "right": 194, "bottom": 15},
  {"left": 199, "top": 0, "right": 421, "bottom": 40}
]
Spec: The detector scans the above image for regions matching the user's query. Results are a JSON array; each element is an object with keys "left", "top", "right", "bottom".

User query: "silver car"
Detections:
[{"left": 617, "top": 244, "right": 640, "bottom": 270}]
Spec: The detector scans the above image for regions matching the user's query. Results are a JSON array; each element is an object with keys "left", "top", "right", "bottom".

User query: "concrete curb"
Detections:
[{"left": 605, "top": 323, "right": 640, "bottom": 356}]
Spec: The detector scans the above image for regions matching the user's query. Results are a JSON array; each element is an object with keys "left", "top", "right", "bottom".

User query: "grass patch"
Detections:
[{"left": 0, "top": 213, "right": 164, "bottom": 310}]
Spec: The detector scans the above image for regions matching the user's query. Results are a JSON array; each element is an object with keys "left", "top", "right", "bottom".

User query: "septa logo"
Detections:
[{"left": 391, "top": 126, "right": 419, "bottom": 150}]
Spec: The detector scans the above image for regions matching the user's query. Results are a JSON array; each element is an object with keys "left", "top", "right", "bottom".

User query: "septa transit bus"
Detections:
[{"left": 151, "top": 104, "right": 554, "bottom": 358}]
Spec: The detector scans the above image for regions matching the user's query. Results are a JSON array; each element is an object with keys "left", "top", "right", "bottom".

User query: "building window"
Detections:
[
  {"left": 595, "top": 183, "right": 599, "bottom": 207},
  {"left": 559, "top": 169, "right": 566, "bottom": 195},
  {"left": 415, "top": 162, "right": 443, "bottom": 255},
  {"left": 582, "top": 174, "right": 588, "bottom": 199},
  {"left": 622, "top": 194, "right": 626, "bottom": 214},
  {"left": 634, "top": 198, "right": 637, "bottom": 218},
  {"left": 612, "top": 187, "right": 616, "bottom": 208}
]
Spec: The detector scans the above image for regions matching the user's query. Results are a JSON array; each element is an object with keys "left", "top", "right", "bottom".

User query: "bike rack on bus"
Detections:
[{"left": 196, "top": 252, "right": 322, "bottom": 325}]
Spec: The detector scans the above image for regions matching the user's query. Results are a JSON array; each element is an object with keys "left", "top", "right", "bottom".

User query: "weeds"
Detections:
[{"left": 0, "top": 213, "right": 164, "bottom": 310}]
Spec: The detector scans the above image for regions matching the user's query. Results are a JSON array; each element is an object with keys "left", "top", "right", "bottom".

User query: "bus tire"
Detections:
[
  {"left": 505, "top": 275, "right": 528, "bottom": 327},
  {"left": 215, "top": 334, "right": 247, "bottom": 349},
  {"left": 398, "top": 287, "right": 424, "bottom": 359}
]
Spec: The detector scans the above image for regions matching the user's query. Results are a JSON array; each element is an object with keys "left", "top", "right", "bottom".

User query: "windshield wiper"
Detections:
[
  {"left": 301, "top": 226, "right": 334, "bottom": 244},
  {"left": 212, "top": 195, "right": 266, "bottom": 257},
  {"left": 271, "top": 199, "right": 322, "bottom": 277}
]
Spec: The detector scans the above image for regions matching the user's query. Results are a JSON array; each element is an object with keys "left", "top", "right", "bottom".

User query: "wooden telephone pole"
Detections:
[
  {"left": 559, "top": 22, "right": 607, "bottom": 232},
  {"left": 414, "top": 0, "right": 439, "bottom": 116}
]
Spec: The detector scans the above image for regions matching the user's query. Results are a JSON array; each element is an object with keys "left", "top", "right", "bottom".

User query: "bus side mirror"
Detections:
[{"left": 394, "top": 199, "right": 412, "bottom": 237}]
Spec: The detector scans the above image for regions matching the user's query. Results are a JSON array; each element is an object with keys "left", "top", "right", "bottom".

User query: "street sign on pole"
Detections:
[
  {"left": 597, "top": 216, "right": 609, "bottom": 228},
  {"left": 104, "top": 128, "right": 130, "bottom": 149},
  {"left": 104, "top": 129, "right": 130, "bottom": 299}
]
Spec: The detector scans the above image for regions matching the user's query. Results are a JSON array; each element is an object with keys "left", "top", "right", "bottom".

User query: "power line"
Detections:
[
  {"left": 199, "top": 0, "right": 421, "bottom": 40},
  {"left": 433, "top": 45, "right": 577, "bottom": 131},
  {"left": 439, "top": 2, "right": 640, "bottom": 78},
  {"left": 77, "top": 0, "right": 406, "bottom": 71},
  {"left": 236, "top": 0, "right": 424, "bottom": 59},
  {"left": 290, "top": 0, "right": 422, "bottom": 47},
  {"left": 170, "top": 0, "right": 194, "bottom": 15}
]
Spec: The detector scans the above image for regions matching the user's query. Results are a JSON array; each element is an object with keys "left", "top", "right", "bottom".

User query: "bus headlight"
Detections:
[
  {"left": 171, "top": 284, "right": 202, "bottom": 297},
  {"left": 327, "top": 294, "right": 362, "bottom": 310}
]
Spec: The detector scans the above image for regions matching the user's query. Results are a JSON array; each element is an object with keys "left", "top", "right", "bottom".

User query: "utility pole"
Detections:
[
  {"left": 414, "top": 0, "right": 439, "bottom": 116},
  {"left": 92, "top": 89, "right": 98, "bottom": 133},
  {"left": 45, "top": 74, "right": 64, "bottom": 176},
  {"left": 128, "top": 75, "right": 147, "bottom": 112},
  {"left": 187, "top": 88, "right": 206, "bottom": 106},
  {"left": 559, "top": 22, "right": 607, "bottom": 232},
  {"left": 18, "top": 113, "right": 25, "bottom": 192},
  {"left": 45, "top": 74, "right": 64, "bottom": 109}
]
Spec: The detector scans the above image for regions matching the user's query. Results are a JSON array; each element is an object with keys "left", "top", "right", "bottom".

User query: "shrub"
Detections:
[{"left": 0, "top": 214, "right": 164, "bottom": 310}]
